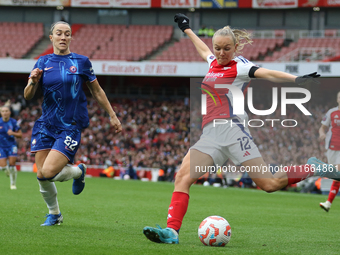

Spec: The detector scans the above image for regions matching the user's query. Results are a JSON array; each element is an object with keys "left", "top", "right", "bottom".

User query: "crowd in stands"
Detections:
[
  {"left": 0, "top": 91, "right": 332, "bottom": 182},
  {"left": 248, "top": 103, "right": 328, "bottom": 166}
]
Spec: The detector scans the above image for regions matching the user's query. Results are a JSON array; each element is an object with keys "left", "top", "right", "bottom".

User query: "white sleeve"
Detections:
[
  {"left": 206, "top": 54, "right": 215, "bottom": 66},
  {"left": 321, "top": 110, "right": 331, "bottom": 127},
  {"left": 236, "top": 57, "right": 256, "bottom": 79}
]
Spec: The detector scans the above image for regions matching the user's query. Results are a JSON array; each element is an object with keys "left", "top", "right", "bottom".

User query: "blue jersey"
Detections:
[
  {"left": 31, "top": 53, "right": 96, "bottom": 130},
  {"left": 0, "top": 118, "right": 20, "bottom": 148}
]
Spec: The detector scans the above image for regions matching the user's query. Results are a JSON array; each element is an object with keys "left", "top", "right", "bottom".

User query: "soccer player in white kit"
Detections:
[
  {"left": 143, "top": 13, "right": 338, "bottom": 244},
  {"left": 319, "top": 91, "right": 340, "bottom": 212}
]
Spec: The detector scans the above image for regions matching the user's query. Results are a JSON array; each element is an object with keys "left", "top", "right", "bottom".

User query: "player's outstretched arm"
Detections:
[
  {"left": 253, "top": 68, "right": 297, "bottom": 83},
  {"left": 174, "top": 13, "right": 212, "bottom": 62},
  {"left": 86, "top": 80, "right": 122, "bottom": 134},
  {"left": 253, "top": 68, "right": 320, "bottom": 85},
  {"left": 24, "top": 68, "right": 42, "bottom": 100}
]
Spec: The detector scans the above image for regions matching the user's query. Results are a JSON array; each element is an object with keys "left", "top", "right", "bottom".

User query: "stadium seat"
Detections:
[
  {"left": 0, "top": 22, "right": 43, "bottom": 58},
  {"left": 264, "top": 37, "right": 340, "bottom": 62}
]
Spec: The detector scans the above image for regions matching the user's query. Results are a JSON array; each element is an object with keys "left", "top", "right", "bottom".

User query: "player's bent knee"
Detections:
[
  {"left": 40, "top": 167, "right": 57, "bottom": 179},
  {"left": 257, "top": 180, "right": 281, "bottom": 193}
]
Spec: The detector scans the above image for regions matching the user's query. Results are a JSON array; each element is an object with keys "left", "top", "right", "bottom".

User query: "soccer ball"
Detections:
[{"left": 198, "top": 215, "right": 231, "bottom": 246}]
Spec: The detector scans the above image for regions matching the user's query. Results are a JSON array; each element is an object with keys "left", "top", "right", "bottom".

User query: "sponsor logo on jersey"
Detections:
[
  {"left": 44, "top": 67, "right": 53, "bottom": 71},
  {"left": 69, "top": 66, "right": 77, "bottom": 73},
  {"left": 223, "top": 67, "right": 231, "bottom": 70}
]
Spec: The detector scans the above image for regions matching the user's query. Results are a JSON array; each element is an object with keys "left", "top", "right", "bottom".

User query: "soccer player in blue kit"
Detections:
[
  {"left": 0, "top": 105, "right": 22, "bottom": 190},
  {"left": 24, "top": 21, "right": 122, "bottom": 226}
]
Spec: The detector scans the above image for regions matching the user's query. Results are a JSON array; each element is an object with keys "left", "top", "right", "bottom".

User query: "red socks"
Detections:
[
  {"left": 167, "top": 191, "right": 189, "bottom": 232},
  {"left": 327, "top": 181, "right": 340, "bottom": 203},
  {"left": 285, "top": 165, "right": 314, "bottom": 185}
]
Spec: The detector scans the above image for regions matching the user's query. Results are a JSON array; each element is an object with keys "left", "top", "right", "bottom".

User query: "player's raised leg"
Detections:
[
  {"left": 40, "top": 150, "right": 86, "bottom": 194},
  {"left": 245, "top": 157, "right": 318, "bottom": 192},
  {"left": 143, "top": 149, "right": 213, "bottom": 244}
]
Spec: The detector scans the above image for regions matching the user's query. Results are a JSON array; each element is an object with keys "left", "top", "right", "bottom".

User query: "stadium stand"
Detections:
[
  {"left": 3, "top": 20, "right": 339, "bottom": 63},
  {"left": 0, "top": 22, "right": 44, "bottom": 58},
  {"left": 36, "top": 24, "right": 173, "bottom": 61},
  {"left": 264, "top": 37, "right": 340, "bottom": 62},
  {"left": 154, "top": 37, "right": 284, "bottom": 62}
]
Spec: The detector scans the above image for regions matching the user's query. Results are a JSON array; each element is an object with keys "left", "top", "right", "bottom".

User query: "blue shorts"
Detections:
[
  {"left": 0, "top": 144, "right": 18, "bottom": 159},
  {"left": 31, "top": 121, "right": 81, "bottom": 163}
]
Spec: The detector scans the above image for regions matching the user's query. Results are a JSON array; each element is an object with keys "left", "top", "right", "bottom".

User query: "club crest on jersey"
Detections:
[{"left": 69, "top": 66, "right": 77, "bottom": 73}]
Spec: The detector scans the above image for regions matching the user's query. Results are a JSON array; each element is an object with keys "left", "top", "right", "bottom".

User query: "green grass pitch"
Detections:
[{"left": 1, "top": 172, "right": 339, "bottom": 255}]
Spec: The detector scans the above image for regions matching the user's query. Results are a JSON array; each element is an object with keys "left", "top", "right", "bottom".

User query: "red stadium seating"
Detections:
[
  {"left": 0, "top": 22, "right": 43, "bottom": 58},
  {"left": 264, "top": 38, "right": 340, "bottom": 62},
  {"left": 154, "top": 37, "right": 284, "bottom": 62},
  {"left": 71, "top": 24, "right": 173, "bottom": 61}
]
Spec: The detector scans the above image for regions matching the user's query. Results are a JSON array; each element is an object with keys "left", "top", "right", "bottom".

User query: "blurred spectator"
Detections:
[
  {"left": 198, "top": 25, "right": 208, "bottom": 37},
  {"left": 207, "top": 26, "right": 215, "bottom": 37},
  {"left": 6, "top": 52, "right": 12, "bottom": 59},
  {"left": 100, "top": 166, "right": 115, "bottom": 178},
  {"left": 11, "top": 98, "right": 22, "bottom": 117}
]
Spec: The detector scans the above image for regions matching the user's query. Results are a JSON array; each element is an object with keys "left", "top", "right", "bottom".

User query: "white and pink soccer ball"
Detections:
[{"left": 198, "top": 215, "right": 231, "bottom": 246}]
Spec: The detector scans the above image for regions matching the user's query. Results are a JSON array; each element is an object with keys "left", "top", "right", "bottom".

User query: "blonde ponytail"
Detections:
[{"left": 212, "top": 26, "right": 252, "bottom": 53}]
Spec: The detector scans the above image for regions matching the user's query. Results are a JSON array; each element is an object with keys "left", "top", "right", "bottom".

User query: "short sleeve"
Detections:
[
  {"left": 29, "top": 57, "right": 44, "bottom": 79},
  {"left": 321, "top": 110, "right": 331, "bottom": 127},
  {"left": 82, "top": 58, "right": 97, "bottom": 82},
  {"left": 206, "top": 55, "right": 216, "bottom": 66},
  {"left": 236, "top": 56, "right": 257, "bottom": 79}
]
